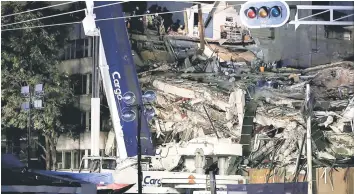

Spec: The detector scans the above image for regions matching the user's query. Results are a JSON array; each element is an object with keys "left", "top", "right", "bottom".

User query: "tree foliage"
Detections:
[{"left": 1, "top": 1, "right": 86, "bottom": 169}]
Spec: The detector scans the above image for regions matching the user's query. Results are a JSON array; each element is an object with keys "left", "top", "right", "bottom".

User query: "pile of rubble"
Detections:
[{"left": 133, "top": 31, "right": 354, "bottom": 171}]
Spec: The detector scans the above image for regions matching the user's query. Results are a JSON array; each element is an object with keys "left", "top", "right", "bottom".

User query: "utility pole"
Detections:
[
  {"left": 306, "top": 84, "right": 313, "bottom": 194},
  {"left": 27, "top": 63, "right": 33, "bottom": 167},
  {"left": 198, "top": 4, "right": 205, "bottom": 53},
  {"left": 27, "top": 84, "right": 32, "bottom": 167},
  {"left": 120, "top": 91, "right": 157, "bottom": 194},
  {"left": 21, "top": 81, "right": 44, "bottom": 168},
  {"left": 137, "top": 105, "right": 143, "bottom": 194}
]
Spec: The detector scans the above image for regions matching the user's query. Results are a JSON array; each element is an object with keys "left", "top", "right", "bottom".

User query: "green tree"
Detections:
[{"left": 1, "top": 1, "right": 86, "bottom": 170}]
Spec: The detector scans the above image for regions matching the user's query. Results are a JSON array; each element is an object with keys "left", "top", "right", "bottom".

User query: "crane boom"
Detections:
[{"left": 83, "top": 1, "right": 155, "bottom": 159}]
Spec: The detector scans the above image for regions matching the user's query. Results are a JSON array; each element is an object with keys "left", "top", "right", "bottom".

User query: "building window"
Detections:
[
  {"left": 89, "top": 112, "right": 92, "bottom": 131},
  {"left": 226, "top": 17, "right": 233, "bottom": 22},
  {"left": 81, "top": 112, "right": 87, "bottom": 130},
  {"left": 73, "top": 150, "right": 80, "bottom": 169},
  {"left": 100, "top": 149, "right": 105, "bottom": 156},
  {"left": 88, "top": 74, "right": 92, "bottom": 94},
  {"left": 71, "top": 74, "right": 90, "bottom": 95},
  {"left": 64, "top": 151, "right": 71, "bottom": 169},
  {"left": 63, "top": 38, "right": 90, "bottom": 60},
  {"left": 194, "top": 13, "right": 199, "bottom": 26},
  {"left": 343, "top": 31, "right": 351, "bottom": 40},
  {"left": 57, "top": 151, "right": 63, "bottom": 169}
]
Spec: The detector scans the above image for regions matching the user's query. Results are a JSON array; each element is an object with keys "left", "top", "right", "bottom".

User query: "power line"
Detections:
[
  {"left": 2, "top": 9, "right": 85, "bottom": 27},
  {"left": 1, "top": 21, "right": 82, "bottom": 32},
  {"left": 94, "top": 3, "right": 243, "bottom": 22},
  {"left": 2, "top": 3, "right": 244, "bottom": 32},
  {"left": 93, "top": 1, "right": 128, "bottom": 9},
  {"left": 96, "top": 9, "right": 188, "bottom": 22},
  {"left": 1, "top": 1, "right": 77, "bottom": 18},
  {"left": 1, "top": 1, "right": 128, "bottom": 28}
]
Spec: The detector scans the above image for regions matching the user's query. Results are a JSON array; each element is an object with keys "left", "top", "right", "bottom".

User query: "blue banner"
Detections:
[
  {"left": 94, "top": 1, "right": 155, "bottom": 157},
  {"left": 35, "top": 170, "right": 114, "bottom": 185},
  {"left": 227, "top": 182, "right": 308, "bottom": 194}
]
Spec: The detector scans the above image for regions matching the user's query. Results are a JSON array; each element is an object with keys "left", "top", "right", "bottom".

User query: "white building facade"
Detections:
[
  {"left": 56, "top": 23, "right": 113, "bottom": 170},
  {"left": 186, "top": 2, "right": 245, "bottom": 40}
]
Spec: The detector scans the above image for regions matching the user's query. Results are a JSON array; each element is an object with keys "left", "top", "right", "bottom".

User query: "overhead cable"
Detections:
[
  {"left": 1, "top": 21, "right": 82, "bottom": 32},
  {"left": 1, "top": 1, "right": 128, "bottom": 27},
  {"left": 2, "top": 3, "right": 243, "bottom": 32},
  {"left": 2, "top": 9, "right": 85, "bottom": 27},
  {"left": 1, "top": 1, "right": 77, "bottom": 18}
]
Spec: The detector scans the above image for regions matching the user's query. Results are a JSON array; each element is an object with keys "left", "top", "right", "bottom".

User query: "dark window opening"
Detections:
[
  {"left": 226, "top": 17, "right": 233, "bottom": 22},
  {"left": 81, "top": 112, "right": 87, "bottom": 130},
  {"left": 71, "top": 74, "right": 89, "bottom": 95},
  {"left": 194, "top": 13, "right": 199, "bottom": 26},
  {"left": 88, "top": 74, "right": 92, "bottom": 94},
  {"left": 63, "top": 38, "right": 90, "bottom": 60},
  {"left": 89, "top": 112, "right": 91, "bottom": 131},
  {"left": 75, "top": 39, "right": 84, "bottom": 58}
]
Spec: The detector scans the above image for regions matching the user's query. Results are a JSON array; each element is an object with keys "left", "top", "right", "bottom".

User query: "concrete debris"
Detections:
[{"left": 130, "top": 28, "right": 354, "bottom": 171}]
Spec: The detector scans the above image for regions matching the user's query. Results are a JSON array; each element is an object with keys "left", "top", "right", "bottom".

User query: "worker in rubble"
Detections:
[
  {"left": 160, "top": 18, "right": 166, "bottom": 37},
  {"left": 135, "top": 7, "right": 145, "bottom": 34},
  {"left": 162, "top": 7, "right": 173, "bottom": 33},
  {"left": 143, "top": 10, "right": 150, "bottom": 33},
  {"left": 154, "top": 13, "right": 164, "bottom": 36},
  {"left": 177, "top": 25, "right": 185, "bottom": 35},
  {"left": 171, "top": 19, "right": 181, "bottom": 32},
  {"left": 147, "top": 12, "right": 154, "bottom": 29},
  {"left": 156, "top": 6, "right": 162, "bottom": 13}
]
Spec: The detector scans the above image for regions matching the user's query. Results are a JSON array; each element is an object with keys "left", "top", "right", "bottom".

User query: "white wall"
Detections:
[
  {"left": 213, "top": 3, "right": 242, "bottom": 40},
  {"left": 186, "top": 2, "right": 242, "bottom": 40},
  {"left": 57, "top": 131, "right": 108, "bottom": 151}
]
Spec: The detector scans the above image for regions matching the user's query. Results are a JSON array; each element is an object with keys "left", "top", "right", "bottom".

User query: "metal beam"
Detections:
[
  {"left": 204, "top": 1, "right": 220, "bottom": 28},
  {"left": 289, "top": 5, "right": 354, "bottom": 30},
  {"left": 295, "top": 5, "right": 354, "bottom": 10}
]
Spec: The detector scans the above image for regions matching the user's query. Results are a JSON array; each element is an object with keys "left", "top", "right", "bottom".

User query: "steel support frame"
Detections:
[{"left": 289, "top": 5, "right": 354, "bottom": 30}]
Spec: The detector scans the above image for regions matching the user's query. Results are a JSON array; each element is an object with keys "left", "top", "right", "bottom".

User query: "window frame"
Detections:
[{"left": 63, "top": 38, "right": 91, "bottom": 60}]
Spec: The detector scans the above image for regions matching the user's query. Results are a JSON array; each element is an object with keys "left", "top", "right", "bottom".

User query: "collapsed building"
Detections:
[{"left": 127, "top": 5, "right": 354, "bottom": 175}]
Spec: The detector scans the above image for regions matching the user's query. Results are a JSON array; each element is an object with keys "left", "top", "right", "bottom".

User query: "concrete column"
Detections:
[
  {"left": 75, "top": 151, "right": 79, "bottom": 169},
  {"left": 71, "top": 150, "right": 74, "bottom": 169},
  {"left": 235, "top": 89, "right": 245, "bottom": 128},
  {"left": 91, "top": 98, "right": 100, "bottom": 156},
  {"left": 195, "top": 148, "right": 204, "bottom": 174},
  {"left": 84, "top": 149, "right": 88, "bottom": 169},
  {"left": 86, "top": 74, "right": 91, "bottom": 95},
  {"left": 62, "top": 151, "right": 65, "bottom": 169},
  {"left": 218, "top": 157, "right": 227, "bottom": 175},
  {"left": 88, "top": 37, "right": 92, "bottom": 57}
]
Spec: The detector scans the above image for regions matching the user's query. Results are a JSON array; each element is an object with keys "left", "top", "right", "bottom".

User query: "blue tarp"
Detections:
[
  {"left": 227, "top": 182, "right": 308, "bottom": 194},
  {"left": 1, "top": 154, "right": 26, "bottom": 169},
  {"left": 35, "top": 170, "right": 114, "bottom": 185}
]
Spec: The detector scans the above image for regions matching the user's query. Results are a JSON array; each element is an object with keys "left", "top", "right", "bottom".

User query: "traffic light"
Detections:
[{"left": 240, "top": 0, "right": 290, "bottom": 28}]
